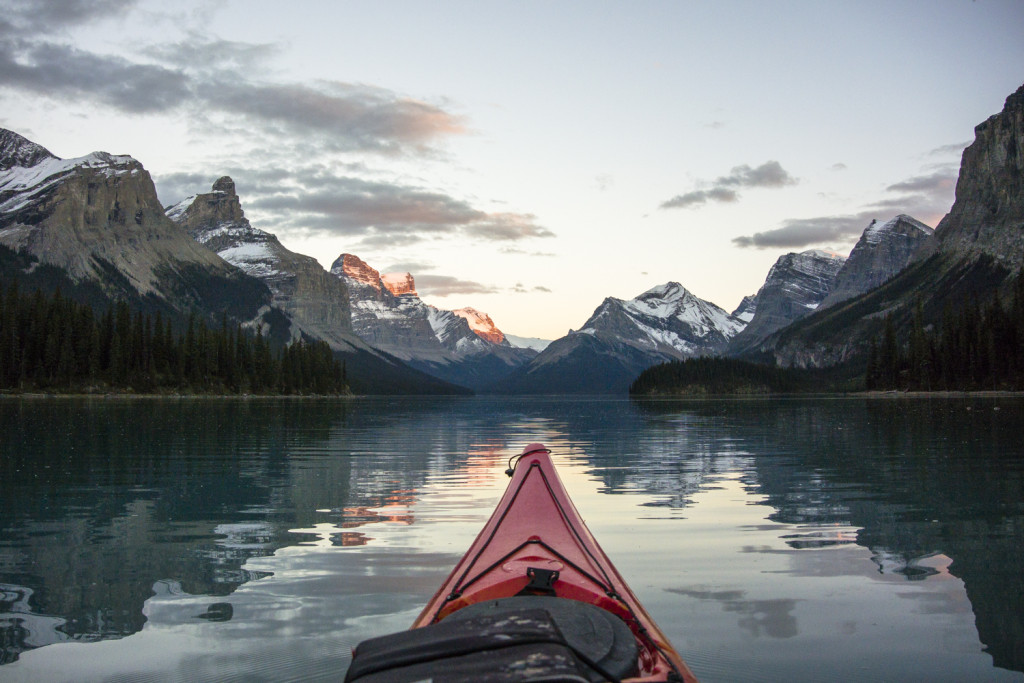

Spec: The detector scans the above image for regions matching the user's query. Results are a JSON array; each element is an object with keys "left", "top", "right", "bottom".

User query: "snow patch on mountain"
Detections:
[
  {"left": 505, "top": 334, "right": 552, "bottom": 352},
  {"left": 1, "top": 152, "right": 140, "bottom": 214},
  {"left": 218, "top": 241, "right": 280, "bottom": 278}
]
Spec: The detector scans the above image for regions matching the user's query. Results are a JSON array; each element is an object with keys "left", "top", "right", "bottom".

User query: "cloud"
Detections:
[
  {"left": 883, "top": 169, "right": 956, "bottom": 197},
  {"left": 414, "top": 275, "right": 499, "bottom": 297},
  {"left": 194, "top": 78, "right": 464, "bottom": 154},
  {"left": 830, "top": 162, "right": 848, "bottom": 171},
  {"left": 660, "top": 160, "right": 797, "bottom": 210},
  {"left": 732, "top": 165, "right": 954, "bottom": 249},
  {"left": 143, "top": 33, "right": 278, "bottom": 72},
  {"left": 1, "top": 0, "right": 136, "bottom": 35},
  {"left": 0, "top": 42, "right": 190, "bottom": 113},
  {"left": 927, "top": 141, "right": 970, "bottom": 157},
  {"left": 716, "top": 161, "right": 796, "bottom": 189},
  {"left": 385, "top": 261, "right": 435, "bottom": 274},
  {"left": 661, "top": 187, "right": 738, "bottom": 209},
  {"left": 244, "top": 176, "right": 550, "bottom": 243},
  {"left": 463, "top": 213, "right": 552, "bottom": 241},
  {"left": 512, "top": 283, "right": 552, "bottom": 294},
  {"left": 0, "top": 23, "right": 463, "bottom": 155},
  {"left": 732, "top": 213, "right": 873, "bottom": 249}
]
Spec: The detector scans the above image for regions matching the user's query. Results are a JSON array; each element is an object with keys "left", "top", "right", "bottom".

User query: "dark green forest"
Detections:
[
  {"left": 866, "top": 273, "right": 1024, "bottom": 391},
  {"left": 0, "top": 281, "right": 348, "bottom": 395},
  {"left": 629, "top": 356, "right": 831, "bottom": 396}
]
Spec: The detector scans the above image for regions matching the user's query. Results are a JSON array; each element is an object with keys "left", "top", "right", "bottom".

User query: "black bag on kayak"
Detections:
[{"left": 344, "top": 607, "right": 590, "bottom": 683}]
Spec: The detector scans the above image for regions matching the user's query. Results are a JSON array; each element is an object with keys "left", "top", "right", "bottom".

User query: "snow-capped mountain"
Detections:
[
  {"left": 582, "top": 282, "right": 744, "bottom": 355},
  {"left": 728, "top": 249, "right": 846, "bottom": 356},
  {"left": 334, "top": 254, "right": 536, "bottom": 390},
  {"left": 0, "top": 128, "right": 271, "bottom": 323},
  {"left": 491, "top": 282, "right": 746, "bottom": 394},
  {"left": 819, "top": 215, "right": 934, "bottom": 309},
  {"left": 166, "top": 177, "right": 365, "bottom": 352}
]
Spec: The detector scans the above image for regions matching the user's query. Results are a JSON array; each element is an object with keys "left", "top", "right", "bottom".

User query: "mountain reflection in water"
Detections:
[{"left": 0, "top": 395, "right": 1022, "bottom": 681}]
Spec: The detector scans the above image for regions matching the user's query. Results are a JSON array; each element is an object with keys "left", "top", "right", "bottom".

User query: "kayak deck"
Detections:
[{"left": 348, "top": 444, "right": 697, "bottom": 683}]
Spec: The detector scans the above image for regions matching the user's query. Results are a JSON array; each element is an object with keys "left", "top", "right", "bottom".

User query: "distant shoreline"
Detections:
[
  {"left": 856, "top": 390, "right": 1024, "bottom": 398},
  {"left": 4, "top": 390, "right": 1023, "bottom": 401},
  {"left": 0, "top": 392, "right": 355, "bottom": 400}
]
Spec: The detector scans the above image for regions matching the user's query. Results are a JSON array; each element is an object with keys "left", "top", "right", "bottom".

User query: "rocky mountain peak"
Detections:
[
  {"left": 0, "top": 128, "right": 56, "bottom": 171},
  {"left": 453, "top": 307, "right": 505, "bottom": 344},
  {"left": 636, "top": 282, "right": 688, "bottom": 305},
  {"left": 923, "top": 82, "right": 1024, "bottom": 268},
  {"left": 334, "top": 253, "right": 382, "bottom": 290},
  {"left": 0, "top": 129, "right": 242, "bottom": 303},
  {"left": 165, "top": 177, "right": 247, "bottom": 236},
  {"left": 382, "top": 272, "right": 417, "bottom": 296},
  {"left": 820, "top": 214, "right": 934, "bottom": 309},
  {"left": 212, "top": 176, "right": 236, "bottom": 195},
  {"left": 728, "top": 248, "right": 846, "bottom": 355}
]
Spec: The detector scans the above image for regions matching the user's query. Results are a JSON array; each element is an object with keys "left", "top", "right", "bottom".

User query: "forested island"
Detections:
[{"left": 0, "top": 282, "right": 348, "bottom": 396}]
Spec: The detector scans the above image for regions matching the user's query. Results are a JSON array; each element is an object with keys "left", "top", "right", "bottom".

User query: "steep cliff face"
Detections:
[
  {"left": 728, "top": 249, "right": 846, "bottom": 355},
  {"left": 167, "top": 178, "right": 359, "bottom": 350},
  {"left": 0, "top": 129, "right": 268, "bottom": 319},
  {"left": 922, "top": 83, "right": 1024, "bottom": 268},
  {"left": 820, "top": 215, "right": 934, "bottom": 309},
  {"left": 333, "top": 254, "right": 533, "bottom": 390}
]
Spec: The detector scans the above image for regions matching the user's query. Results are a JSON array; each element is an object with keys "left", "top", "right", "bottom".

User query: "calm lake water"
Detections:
[{"left": 1, "top": 395, "right": 1023, "bottom": 682}]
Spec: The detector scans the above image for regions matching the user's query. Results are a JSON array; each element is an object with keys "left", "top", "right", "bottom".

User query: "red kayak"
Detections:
[{"left": 345, "top": 444, "right": 698, "bottom": 683}]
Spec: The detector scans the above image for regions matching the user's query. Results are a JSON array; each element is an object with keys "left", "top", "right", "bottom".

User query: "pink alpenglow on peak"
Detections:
[
  {"left": 454, "top": 307, "right": 505, "bottom": 344},
  {"left": 339, "top": 254, "right": 382, "bottom": 290},
  {"left": 382, "top": 272, "right": 417, "bottom": 296}
]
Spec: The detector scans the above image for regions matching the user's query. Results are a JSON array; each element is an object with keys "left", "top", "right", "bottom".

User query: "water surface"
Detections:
[{"left": 1, "top": 395, "right": 1022, "bottom": 682}]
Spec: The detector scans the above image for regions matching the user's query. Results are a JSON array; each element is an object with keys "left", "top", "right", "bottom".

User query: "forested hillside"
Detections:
[
  {"left": 866, "top": 273, "right": 1024, "bottom": 391},
  {"left": 0, "top": 282, "right": 347, "bottom": 395}
]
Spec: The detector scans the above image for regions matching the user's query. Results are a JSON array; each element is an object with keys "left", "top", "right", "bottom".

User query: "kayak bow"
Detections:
[{"left": 347, "top": 443, "right": 698, "bottom": 683}]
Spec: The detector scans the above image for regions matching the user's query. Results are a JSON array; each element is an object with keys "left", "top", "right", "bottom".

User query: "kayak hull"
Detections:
[{"left": 411, "top": 444, "right": 697, "bottom": 683}]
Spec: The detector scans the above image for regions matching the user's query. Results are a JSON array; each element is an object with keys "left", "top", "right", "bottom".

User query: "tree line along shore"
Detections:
[{"left": 0, "top": 281, "right": 348, "bottom": 396}]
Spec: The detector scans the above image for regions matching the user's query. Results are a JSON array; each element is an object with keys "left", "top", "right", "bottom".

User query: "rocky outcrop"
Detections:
[
  {"left": 918, "top": 83, "right": 1024, "bottom": 268},
  {"left": 382, "top": 272, "right": 417, "bottom": 296},
  {"left": 454, "top": 307, "right": 505, "bottom": 344},
  {"left": 728, "top": 249, "right": 846, "bottom": 356},
  {"left": 0, "top": 128, "right": 269, "bottom": 320},
  {"left": 819, "top": 215, "right": 934, "bottom": 309},
  {"left": 492, "top": 282, "right": 746, "bottom": 394},
  {"left": 333, "top": 254, "right": 534, "bottom": 390},
  {"left": 731, "top": 294, "right": 757, "bottom": 324},
  {"left": 0, "top": 129, "right": 55, "bottom": 171},
  {"left": 767, "top": 83, "right": 1024, "bottom": 369},
  {"left": 167, "top": 178, "right": 361, "bottom": 351},
  {"left": 339, "top": 254, "right": 383, "bottom": 290}
]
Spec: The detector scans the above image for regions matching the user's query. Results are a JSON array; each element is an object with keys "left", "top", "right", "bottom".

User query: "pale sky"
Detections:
[{"left": 2, "top": 0, "right": 1022, "bottom": 340}]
